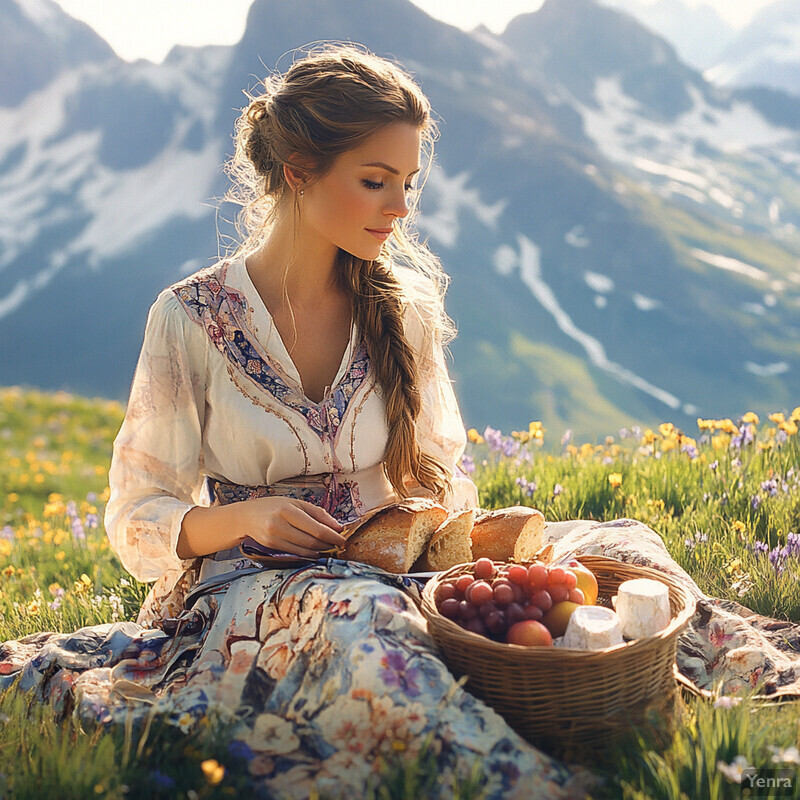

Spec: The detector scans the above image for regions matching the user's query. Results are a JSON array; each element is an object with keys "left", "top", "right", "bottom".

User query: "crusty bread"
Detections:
[
  {"left": 471, "top": 506, "right": 544, "bottom": 561},
  {"left": 342, "top": 497, "right": 448, "bottom": 573},
  {"left": 423, "top": 509, "right": 475, "bottom": 571}
]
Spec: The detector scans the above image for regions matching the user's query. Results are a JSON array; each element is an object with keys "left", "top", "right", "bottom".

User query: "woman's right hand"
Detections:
[{"left": 236, "top": 496, "right": 347, "bottom": 557}]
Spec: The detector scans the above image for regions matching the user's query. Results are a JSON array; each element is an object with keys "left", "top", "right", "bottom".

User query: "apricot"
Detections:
[
  {"left": 506, "top": 619, "right": 553, "bottom": 647},
  {"left": 541, "top": 600, "right": 581, "bottom": 638}
]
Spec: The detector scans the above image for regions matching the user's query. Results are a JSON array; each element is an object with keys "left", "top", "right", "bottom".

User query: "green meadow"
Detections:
[{"left": 1, "top": 386, "right": 800, "bottom": 799}]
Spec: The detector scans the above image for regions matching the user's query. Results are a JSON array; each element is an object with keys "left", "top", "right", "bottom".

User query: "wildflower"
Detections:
[
  {"left": 681, "top": 443, "right": 699, "bottom": 459},
  {"left": 150, "top": 771, "right": 175, "bottom": 789},
  {"left": 684, "top": 531, "right": 708, "bottom": 551},
  {"left": 49, "top": 597, "right": 62, "bottom": 611},
  {"left": 716, "top": 755, "right": 751, "bottom": 783},
  {"left": 228, "top": 740, "right": 254, "bottom": 760},
  {"left": 561, "top": 429, "right": 573, "bottom": 447},
  {"left": 769, "top": 546, "right": 786, "bottom": 574},
  {"left": 459, "top": 454, "right": 475, "bottom": 475},
  {"left": 501, "top": 436, "right": 520, "bottom": 458},
  {"left": 751, "top": 495, "right": 761, "bottom": 510},
  {"left": 608, "top": 473, "right": 622, "bottom": 489},
  {"left": 709, "top": 460, "right": 718, "bottom": 471},
  {"left": 731, "top": 458, "right": 742, "bottom": 469},
  {"left": 201, "top": 759, "right": 225, "bottom": 785},
  {"left": 2, "top": 566, "right": 14, "bottom": 578},
  {"left": 741, "top": 411, "right": 759, "bottom": 425},
  {"left": 552, "top": 483, "right": 564, "bottom": 497},
  {"left": 515, "top": 477, "right": 537, "bottom": 497},
  {"left": 483, "top": 426, "right": 503, "bottom": 452},
  {"left": 175, "top": 711, "right": 195, "bottom": 733},
  {"left": 0, "top": 526, "right": 13, "bottom": 540},
  {"left": 748, "top": 540, "right": 767, "bottom": 557},
  {"left": 466, "top": 428, "right": 484, "bottom": 445},
  {"left": 73, "top": 573, "right": 93, "bottom": 595},
  {"left": 770, "top": 412, "right": 786, "bottom": 425},
  {"left": 770, "top": 745, "right": 800, "bottom": 765},
  {"left": 761, "top": 479, "right": 779, "bottom": 497},
  {"left": 713, "top": 695, "right": 742, "bottom": 709}
]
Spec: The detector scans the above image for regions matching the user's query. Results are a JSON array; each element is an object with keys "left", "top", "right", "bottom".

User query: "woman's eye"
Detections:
[{"left": 362, "top": 179, "right": 383, "bottom": 190}]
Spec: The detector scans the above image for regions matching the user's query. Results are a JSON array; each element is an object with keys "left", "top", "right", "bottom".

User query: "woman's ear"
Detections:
[{"left": 283, "top": 155, "right": 316, "bottom": 193}]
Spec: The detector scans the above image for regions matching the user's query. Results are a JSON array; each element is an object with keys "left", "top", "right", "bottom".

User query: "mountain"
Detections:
[
  {"left": 599, "top": 0, "right": 734, "bottom": 71},
  {"left": 1, "top": 0, "right": 800, "bottom": 441},
  {"left": 0, "top": 0, "right": 116, "bottom": 106},
  {"left": 706, "top": 0, "right": 800, "bottom": 97}
]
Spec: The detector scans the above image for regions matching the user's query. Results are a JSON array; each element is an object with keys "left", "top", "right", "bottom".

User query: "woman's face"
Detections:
[{"left": 298, "top": 122, "right": 422, "bottom": 262}]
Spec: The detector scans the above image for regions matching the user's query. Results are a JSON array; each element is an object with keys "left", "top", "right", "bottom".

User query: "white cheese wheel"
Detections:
[
  {"left": 561, "top": 605, "right": 624, "bottom": 650},
  {"left": 613, "top": 578, "right": 671, "bottom": 639}
]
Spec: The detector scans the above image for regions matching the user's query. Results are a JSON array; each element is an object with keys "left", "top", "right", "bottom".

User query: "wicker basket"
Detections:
[{"left": 419, "top": 555, "right": 696, "bottom": 763}]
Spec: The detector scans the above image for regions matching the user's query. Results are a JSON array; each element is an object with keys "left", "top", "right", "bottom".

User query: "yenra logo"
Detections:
[{"left": 743, "top": 768, "right": 793, "bottom": 789}]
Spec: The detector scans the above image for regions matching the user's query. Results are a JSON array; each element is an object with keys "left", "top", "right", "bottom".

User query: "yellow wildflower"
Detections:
[
  {"left": 467, "top": 428, "right": 484, "bottom": 445},
  {"left": 758, "top": 440, "right": 774, "bottom": 451},
  {"left": 741, "top": 412, "right": 759, "bottom": 425},
  {"left": 608, "top": 473, "right": 623, "bottom": 489},
  {"left": 392, "top": 740, "right": 407, "bottom": 752},
  {"left": 55, "top": 551, "right": 66, "bottom": 561},
  {"left": 712, "top": 434, "right": 728, "bottom": 451},
  {"left": 697, "top": 418, "right": 714, "bottom": 431},
  {"left": 791, "top": 407, "right": 800, "bottom": 422},
  {"left": 718, "top": 419, "right": 738, "bottom": 434},
  {"left": 0, "top": 541, "right": 12, "bottom": 558},
  {"left": 2, "top": 565, "right": 15, "bottom": 578},
  {"left": 779, "top": 420, "right": 798, "bottom": 436},
  {"left": 642, "top": 428, "right": 658, "bottom": 445},
  {"left": 74, "top": 573, "right": 93, "bottom": 595},
  {"left": 659, "top": 422, "right": 675, "bottom": 438},
  {"left": 201, "top": 759, "right": 225, "bottom": 785},
  {"left": 769, "top": 412, "right": 786, "bottom": 425},
  {"left": 7, "top": 493, "right": 18, "bottom": 503}
]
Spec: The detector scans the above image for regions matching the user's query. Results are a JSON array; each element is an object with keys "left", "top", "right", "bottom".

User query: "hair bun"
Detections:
[{"left": 247, "top": 97, "right": 269, "bottom": 124}]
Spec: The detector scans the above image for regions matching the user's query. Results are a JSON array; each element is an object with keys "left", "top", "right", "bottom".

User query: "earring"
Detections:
[{"left": 298, "top": 189, "right": 304, "bottom": 196}]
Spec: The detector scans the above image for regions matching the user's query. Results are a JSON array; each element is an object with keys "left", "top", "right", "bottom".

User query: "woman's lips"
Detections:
[{"left": 366, "top": 228, "right": 392, "bottom": 241}]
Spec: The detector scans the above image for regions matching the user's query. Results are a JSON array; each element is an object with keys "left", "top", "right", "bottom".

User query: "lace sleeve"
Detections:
[{"left": 103, "top": 290, "right": 207, "bottom": 582}]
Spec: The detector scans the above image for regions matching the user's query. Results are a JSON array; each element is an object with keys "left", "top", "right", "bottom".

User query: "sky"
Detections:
[{"left": 52, "top": 0, "right": 777, "bottom": 64}]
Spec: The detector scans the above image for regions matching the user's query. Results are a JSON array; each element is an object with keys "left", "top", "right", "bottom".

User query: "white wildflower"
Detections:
[
  {"left": 717, "top": 755, "right": 751, "bottom": 783},
  {"left": 770, "top": 745, "right": 800, "bottom": 765},
  {"left": 713, "top": 696, "right": 742, "bottom": 709}
]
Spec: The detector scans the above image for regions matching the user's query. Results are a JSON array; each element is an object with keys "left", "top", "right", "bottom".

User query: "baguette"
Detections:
[
  {"left": 471, "top": 506, "right": 544, "bottom": 561},
  {"left": 342, "top": 497, "right": 448, "bottom": 573}
]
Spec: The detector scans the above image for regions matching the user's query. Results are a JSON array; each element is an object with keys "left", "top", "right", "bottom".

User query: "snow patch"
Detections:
[
  {"left": 745, "top": 362, "right": 790, "bottom": 377},
  {"left": 632, "top": 293, "right": 661, "bottom": 311},
  {"left": 584, "top": 271, "right": 614, "bottom": 293},
  {"left": 497, "top": 236, "right": 682, "bottom": 411},
  {"left": 418, "top": 167, "right": 506, "bottom": 249},
  {"left": 565, "top": 226, "right": 590, "bottom": 247},
  {"left": 691, "top": 249, "right": 768, "bottom": 282}
]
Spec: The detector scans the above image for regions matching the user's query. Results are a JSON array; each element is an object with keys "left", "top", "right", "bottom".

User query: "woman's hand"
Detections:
[{"left": 237, "top": 496, "right": 347, "bottom": 557}]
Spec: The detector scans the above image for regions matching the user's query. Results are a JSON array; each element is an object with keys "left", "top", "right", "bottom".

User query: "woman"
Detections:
[{"left": 98, "top": 44, "right": 587, "bottom": 798}]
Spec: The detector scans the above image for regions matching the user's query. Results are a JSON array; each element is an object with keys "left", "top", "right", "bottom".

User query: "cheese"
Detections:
[
  {"left": 613, "top": 578, "right": 671, "bottom": 639},
  {"left": 561, "top": 605, "right": 624, "bottom": 650}
]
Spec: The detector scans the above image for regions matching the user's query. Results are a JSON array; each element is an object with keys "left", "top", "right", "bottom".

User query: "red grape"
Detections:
[
  {"left": 508, "top": 565, "right": 528, "bottom": 585},
  {"left": 439, "top": 598, "right": 460, "bottom": 619},
  {"left": 507, "top": 602, "right": 526, "bottom": 623},
  {"left": 527, "top": 565, "right": 548, "bottom": 590},
  {"left": 473, "top": 558, "right": 495, "bottom": 581},
  {"left": 568, "top": 587, "right": 586, "bottom": 605},
  {"left": 522, "top": 603, "right": 543, "bottom": 620},
  {"left": 435, "top": 583, "right": 458, "bottom": 604},
  {"left": 547, "top": 567, "right": 568, "bottom": 588},
  {"left": 456, "top": 574, "right": 475, "bottom": 594},
  {"left": 465, "top": 617, "right": 488, "bottom": 636},
  {"left": 511, "top": 583, "right": 527, "bottom": 604},
  {"left": 549, "top": 585, "right": 569, "bottom": 603},
  {"left": 479, "top": 599, "right": 499, "bottom": 619},
  {"left": 493, "top": 584, "right": 514, "bottom": 606},
  {"left": 563, "top": 571, "right": 578, "bottom": 591},
  {"left": 469, "top": 581, "right": 494, "bottom": 606},
  {"left": 531, "top": 589, "right": 553, "bottom": 611},
  {"left": 459, "top": 600, "right": 478, "bottom": 620},
  {"left": 485, "top": 610, "right": 507, "bottom": 635}
]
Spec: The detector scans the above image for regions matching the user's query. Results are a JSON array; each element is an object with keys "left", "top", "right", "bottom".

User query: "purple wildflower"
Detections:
[
  {"left": 483, "top": 426, "right": 504, "bottom": 452},
  {"left": 150, "top": 771, "right": 175, "bottom": 790},
  {"left": 515, "top": 477, "right": 537, "bottom": 497},
  {"left": 71, "top": 517, "right": 85, "bottom": 541},
  {"left": 682, "top": 443, "right": 699, "bottom": 459},
  {"left": 709, "top": 460, "right": 718, "bottom": 471},
  {"left": 786, "top": 533, "right": 800, "bottom": 556},
  {"left": 86, "top": 491, "right": 98, "bottom": 503},
  {"left": 1, "top": 526, "right": 14, "bottom": 540},
  {"left": 602, "top": 456, "right": 613, "bottom": 466},
  {"left": 228, "top": 740, "right": 255, "bottom": 760},
  {"left": 459, "top": 454, "right": 475, "bottom": 475},
  {"left": 631, "top": 425, "right": 642, "bottom": 438},
  {"left": 619, "top": 427, "right": 631, "bottom": 440},
  {"left": 761, "top": 479, "right": 779, "bottom": 497},
  {"left": 769, "top": 546, "right": 786, "bottom": 574},
  {"left": 561, "top": 429, "right": 573, "bottom": 446},
  {"left": 553, "top": 483, "right": 564, "bottom": 497},
  {"left": 501, "top": 436, "right": 520, "bottom": 458},
  {"left": 731, "top": 458, "right": 742, "bottom": 469},
  {"left": 777, "top": 429, "right": 788, "bottom": 445},
  {"left": 751, "top": 495, "right": 762, "bottom": 510},
  {"left": 751, "top": 541, "right": 769, "bottom": 557},
  {"left": 85, "top": 513, "right": 99, "bottom": 529},
  {"left": 48, "top": 597, "right": 62, "bottom": 611},
  {"left": 684, "top": 531, "right": 708, "bottom": 551}
]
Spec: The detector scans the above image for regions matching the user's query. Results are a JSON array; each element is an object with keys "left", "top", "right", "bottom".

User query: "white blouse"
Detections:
[{"left": 105, "top": 255, "right": 478, "bottom": 583}]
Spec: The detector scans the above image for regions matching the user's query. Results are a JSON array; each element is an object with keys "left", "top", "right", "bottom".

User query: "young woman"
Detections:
[{"left": 99, "top": 44, "right": 587, "bottom": 798}]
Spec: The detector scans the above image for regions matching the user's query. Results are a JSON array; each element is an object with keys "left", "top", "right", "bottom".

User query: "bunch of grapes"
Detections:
[{"left": 433, "top": 558, "right": 588, "bottom": 643}]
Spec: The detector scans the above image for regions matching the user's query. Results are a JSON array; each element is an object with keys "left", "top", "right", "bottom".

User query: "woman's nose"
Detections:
[{"left": 385, "top": 190, "right": 410, "bottom": 219}]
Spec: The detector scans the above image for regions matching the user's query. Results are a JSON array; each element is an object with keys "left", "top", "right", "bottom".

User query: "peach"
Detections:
[{"left": 506, "top": 620, "right": 553, "bottom": 647}]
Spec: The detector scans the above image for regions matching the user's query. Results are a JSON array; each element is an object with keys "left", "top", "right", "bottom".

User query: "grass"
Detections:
[{"left": 2, "top": 386, "right": 800, "bottom": 798}]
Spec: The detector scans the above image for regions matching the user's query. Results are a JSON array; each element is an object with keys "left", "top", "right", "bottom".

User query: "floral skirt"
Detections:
[{"left": 3, "top": 518, "right": 800, "bottom": 798}]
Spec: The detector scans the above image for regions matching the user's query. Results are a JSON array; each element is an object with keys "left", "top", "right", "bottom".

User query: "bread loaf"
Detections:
[
  {"left": 471, "top": 506, "right": 544, "bottom": 561},
  {"left": 342, "top": 497, "right": 448, "bottom": 573},
  {"left": 416, "top": 509, "right": 475, "bottom": 571}
]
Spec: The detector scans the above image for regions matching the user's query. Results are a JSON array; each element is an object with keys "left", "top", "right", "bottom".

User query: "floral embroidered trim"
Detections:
[{"left": 172, "top": 264, "right": 370, "bottom": 445}]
